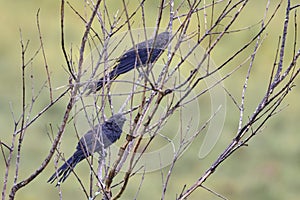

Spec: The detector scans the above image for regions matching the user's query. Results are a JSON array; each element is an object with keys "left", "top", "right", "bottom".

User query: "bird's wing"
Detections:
[
  {"left": 112, "top": 48, "right": 163, "bottom": 76},
  {"left": 101, "top": 120, "right": 123, "bottom": 148},
  {"left": 111, "top": 50, "right": 140, "bottom": 76},
  {"left": 76, "top": 125, "right": 102, "bottom": 155}
]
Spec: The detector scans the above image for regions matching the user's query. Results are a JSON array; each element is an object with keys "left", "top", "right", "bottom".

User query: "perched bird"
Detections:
[
  {"left": 48, "top": 113, "right": 126, "bottom": 185},
  {"left": 90, "top": 31, "right": 170, "bottom": 92}
]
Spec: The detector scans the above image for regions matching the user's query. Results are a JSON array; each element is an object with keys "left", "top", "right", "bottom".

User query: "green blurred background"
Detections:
[{"left": 1, "top": 0, "right": 300, "bottom": 199}]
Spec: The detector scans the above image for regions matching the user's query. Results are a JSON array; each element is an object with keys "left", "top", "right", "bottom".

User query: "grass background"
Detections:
[{"left": 0, "top": 0, "right": 299, "bottom": 199}]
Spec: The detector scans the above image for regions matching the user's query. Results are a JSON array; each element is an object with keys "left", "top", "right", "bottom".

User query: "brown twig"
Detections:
[{"left": 36, "top": 9, "right": 53, "bottom": 102}]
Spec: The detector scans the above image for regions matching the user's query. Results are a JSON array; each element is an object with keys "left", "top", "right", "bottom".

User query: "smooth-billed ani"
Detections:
[{"left": 48, "top": 113, "right": 126, "bottom": 185}]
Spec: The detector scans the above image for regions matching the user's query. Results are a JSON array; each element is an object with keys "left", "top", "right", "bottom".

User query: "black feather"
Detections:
[
  {"left": 94, "top": 32, "right": 170, "bottom": 91},
  {"left": 48, "top": 114, "right": 126, "bottom": 185}
]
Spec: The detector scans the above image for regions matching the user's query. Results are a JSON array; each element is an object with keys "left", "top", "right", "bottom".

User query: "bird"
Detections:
[
  {"left": 89, "top": 31, "right": 170, "bottom": 93},
  {"left": 48, "top": 113, "right": 126, "bottom": 185}
]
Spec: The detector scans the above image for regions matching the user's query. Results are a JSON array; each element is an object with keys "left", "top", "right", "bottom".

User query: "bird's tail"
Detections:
[
  {"left": 47, "top": 151, "right": 85, "bottom": 185},
  {"left": 85, "top": 71, "right": 118, "bottom": 95},
  {"left": 95, "top": 71, "right": 118, "bottom": 92}
]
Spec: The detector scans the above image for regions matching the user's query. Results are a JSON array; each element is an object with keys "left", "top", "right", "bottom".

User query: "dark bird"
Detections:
[
  {"left": 48, "top": 113, "right": 126, "bottom": 185},
  {"left": 90, "top": 31, "right": 170, "bottom": 92}
]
